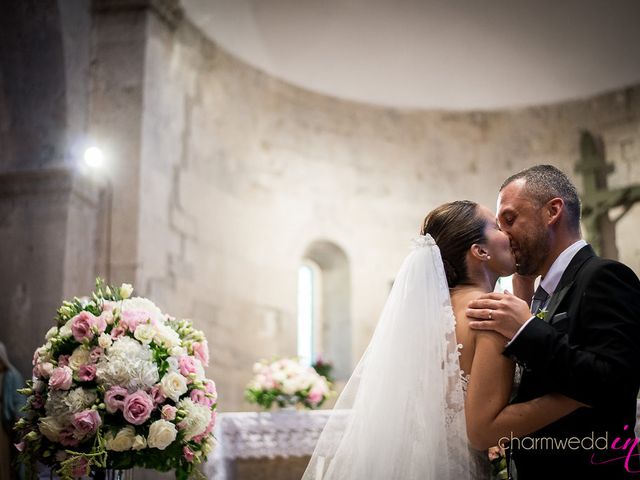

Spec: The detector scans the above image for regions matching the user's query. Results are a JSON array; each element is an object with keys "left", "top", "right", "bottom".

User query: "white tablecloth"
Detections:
[{"left": 204, "top": 410, "right": 334, "bottom": 480}]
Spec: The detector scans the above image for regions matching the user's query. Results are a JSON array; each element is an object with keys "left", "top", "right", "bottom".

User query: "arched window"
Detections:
[{"left": 297, "top": 241, "right": 351, "bottom": 380}]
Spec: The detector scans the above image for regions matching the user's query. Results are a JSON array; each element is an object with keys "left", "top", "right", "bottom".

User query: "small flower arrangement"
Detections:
[
  {"left": 311, "top": 355, "right": 334, "bottom": 383},
  {"left": 245, "top": 357, "right": 333, "bottom": 410},
  {"left": 14, "top": 279, "right": 217, "bottom": 479}
]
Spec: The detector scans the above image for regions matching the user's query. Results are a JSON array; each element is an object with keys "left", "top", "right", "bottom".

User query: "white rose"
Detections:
[
  {"left": 98, "top": 333, "right": 112, "bottom": 349},
  {"left": 282, "top": 380, "right": 297, "bottom": 396},
  {"left": 160, "top": 371, "right": 188, "bottom": 402},
  {"left": 119, "top": 283, "right": 134, "bottom": 299},
  {"left": 132, "top": 434, "right": 147, "bottom": 451},
  {"left": 45, "top": 327, "right": 58, "bottom": 341},
  {"left": 170, "top": 346, "right": 187, "bottom": 357},
  {"left": 153, "top": 324, "right": 181, "bottom": 349},
  {"left": 134, "top": 324, "right": 156, "bottom": 345},
  {"left": 106, "top": 426, "right": 136, "bottom": 451},
  {"left": 68, "top": 347, "right": 90, "bottom": 371},
  {"left": 147, "top": 420, "right": 177, "bottom": 450}
]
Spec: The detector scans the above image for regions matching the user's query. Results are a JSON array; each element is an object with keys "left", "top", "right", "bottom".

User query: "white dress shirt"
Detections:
[{"left": 507, "top": 239, "right": 587, "bottom": 344}]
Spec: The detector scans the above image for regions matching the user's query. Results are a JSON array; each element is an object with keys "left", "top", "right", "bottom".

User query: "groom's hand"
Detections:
[{"left": 466, "top": 291, "right": 532, "bottom": 340}]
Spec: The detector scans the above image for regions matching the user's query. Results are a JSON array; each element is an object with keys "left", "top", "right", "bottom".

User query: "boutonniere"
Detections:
[{"left": 535, "top": 309, "right": 548, "bottom": 321}]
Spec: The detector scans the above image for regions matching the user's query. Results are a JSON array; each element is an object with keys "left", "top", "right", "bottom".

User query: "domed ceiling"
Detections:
[{"left": 181, "top": 0, "right": 640, "bottom": 110}]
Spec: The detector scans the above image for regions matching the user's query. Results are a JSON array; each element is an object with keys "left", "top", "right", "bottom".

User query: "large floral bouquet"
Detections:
[
  {"left": 14, "top": 280, "right": 217, "bottom": 479},
  {"left": 245, "top": 357, "right": 333, "bottom": 410}
]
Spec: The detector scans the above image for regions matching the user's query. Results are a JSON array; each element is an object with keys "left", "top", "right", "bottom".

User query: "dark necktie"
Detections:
[{"left": 530, "top": 286, "right": 550, "bottom": 315}]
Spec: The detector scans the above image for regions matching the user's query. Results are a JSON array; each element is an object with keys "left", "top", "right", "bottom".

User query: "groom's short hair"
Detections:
[{"left": 500, "top": 165, "right": 581, "bottom": 231}]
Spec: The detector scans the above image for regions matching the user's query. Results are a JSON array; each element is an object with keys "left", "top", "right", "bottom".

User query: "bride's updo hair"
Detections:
[{"left": 421, "top": 200, "right": 487, "bottom": 288}]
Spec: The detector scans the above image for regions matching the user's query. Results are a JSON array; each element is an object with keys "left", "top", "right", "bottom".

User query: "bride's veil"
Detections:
[{"left": 302, "top": 234, "right": 474, "bottom": 479}]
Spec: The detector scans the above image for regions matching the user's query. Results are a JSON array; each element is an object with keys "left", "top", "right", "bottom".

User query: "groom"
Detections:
[{"left": 467, "top": 165, "right": 640, "bottom": 479}]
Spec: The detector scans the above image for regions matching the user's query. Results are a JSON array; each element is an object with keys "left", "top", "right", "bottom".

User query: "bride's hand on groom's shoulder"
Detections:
[{"left": 466, "top": 291, "right": 532, "bottom": 340}]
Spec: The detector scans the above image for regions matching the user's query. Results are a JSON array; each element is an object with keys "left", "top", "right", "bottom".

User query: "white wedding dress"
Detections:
[{"left": 302, "top": 235, "right": 490, "bottom": 480}]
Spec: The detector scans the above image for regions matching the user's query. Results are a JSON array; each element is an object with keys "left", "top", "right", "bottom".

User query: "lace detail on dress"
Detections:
[{"left": 460, "top": 371, "right": 470, "bottom": 394}]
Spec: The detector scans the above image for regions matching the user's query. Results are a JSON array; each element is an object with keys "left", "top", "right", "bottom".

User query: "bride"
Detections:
[{"left": 303, "top": 201, "right": 583, "bottom": 479}]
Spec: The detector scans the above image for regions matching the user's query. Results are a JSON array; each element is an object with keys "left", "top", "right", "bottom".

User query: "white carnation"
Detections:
[
  {"left": 147, "top": 420, "right": 177, "bottom": 450},
  {"left": 96, "top": 337, "right": 159, "bottom": 390},
  {"left": 45, "top": 390, "right": 71, "bottom": 418},
  {"left": 160, "top": 371, "right": 187, "bottom": 402},
  {"left": 64, "top": 387, "right": 97, "bottom": 413}
]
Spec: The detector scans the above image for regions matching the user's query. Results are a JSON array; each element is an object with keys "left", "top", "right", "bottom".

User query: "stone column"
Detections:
[{"left": 0, "top": 169, "right": 100, "bottom": 377}]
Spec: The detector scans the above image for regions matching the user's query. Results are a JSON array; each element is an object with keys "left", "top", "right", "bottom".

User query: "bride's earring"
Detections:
[{"left": 486, "top": 254, "right": 491, "bottom": 261}]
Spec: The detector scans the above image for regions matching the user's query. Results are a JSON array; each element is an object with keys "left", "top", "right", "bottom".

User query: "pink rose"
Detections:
[
  {"left": 161, "top": 405, "right": 177, "bottom": 421},
  {"left": 105, "top": 386, "right": 129, "bottom": 413},
  {"left": 190, "top": 389, "right": 209, "bottom": 406},
  {"left": 49, "top": 366, "right": 73, "bottom": 390},
  {"left": 89, "top": 347, "right": 103, "bottom": 363},
  {"left": 78, "top": 364, "right": 97, "bottom": 382},
  {"left": 204, "top": 379, "right": 216, "bottom": 394},
  {"left": 34, "top": 361, "right": 54, "bottom": 379},
  {"left": 59, "top": 426, "right": 79, "bottom": 447},
  {"left": 149, "top": 385, "right": 166, "bottom": 405},
  {"left": 123, "top": 390, "right": 154, "bottom": 425},
  {"left": 14, "top": 441, "right": 25, "bottom": 452},
  {"left": 110, "top": 324, "right": 127, "bottom": 339},
  {"left": 95, "top": 313, "right": 108, "bottom": 333},
  {"left": 203, "top": 380, "right": 218, "bottom": 403},
  {"left": 72, "top": 409, "right": 101, "bottom": 437},
  {"left": 183, "top": 446, "right": 195, "bottom": 462},
  {"left": 191, "top": 341, "right": 209, "bottom": 367},
  {"left": 178, "top": 356, "right": 197, "bottom": 378},
  {"left": 121, "top": 309, "right": 150, "bottom": 330},
  {"left": 308, "top": 388, "right": 323, "bottom": 405},
  {"left": 71, "top": 311, "right": 99, "bottom": 342}
]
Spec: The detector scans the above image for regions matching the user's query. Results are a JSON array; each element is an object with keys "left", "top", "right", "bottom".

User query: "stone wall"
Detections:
[{"left": 127, "top": 11, "right": 640, "bottom": 411}]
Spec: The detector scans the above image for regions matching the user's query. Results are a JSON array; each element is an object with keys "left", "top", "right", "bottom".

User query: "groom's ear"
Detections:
[{"left": 546, "top": 198, "right": 564, "bottom": 226}]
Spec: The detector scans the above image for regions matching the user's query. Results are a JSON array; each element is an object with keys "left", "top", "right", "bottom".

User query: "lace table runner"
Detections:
[{"left": 204, "top": 410, "right": 334, "bottom": 479}]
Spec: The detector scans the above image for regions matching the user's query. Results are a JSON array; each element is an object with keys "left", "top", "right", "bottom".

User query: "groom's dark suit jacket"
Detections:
[{"left": 504, "top": 245, "right": 640, "bottom": 480}]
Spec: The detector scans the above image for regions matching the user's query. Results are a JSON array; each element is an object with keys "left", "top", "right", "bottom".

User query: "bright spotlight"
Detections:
[{"left": 83, "top": 146, "right": 105, "bottom": 169}]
